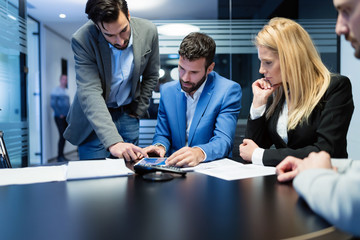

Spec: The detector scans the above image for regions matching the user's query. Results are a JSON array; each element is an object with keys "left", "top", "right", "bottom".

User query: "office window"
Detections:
[{"left": 0, "top": 0, "right": 28, "bottom": 167}]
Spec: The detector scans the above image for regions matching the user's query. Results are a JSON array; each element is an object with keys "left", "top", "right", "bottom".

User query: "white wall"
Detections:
[
  {"left": 41, "top": 24, "right": 77, "bottom": 163},
  {"left": 341, "top": 35, "right": 360, "bottom": 159}
]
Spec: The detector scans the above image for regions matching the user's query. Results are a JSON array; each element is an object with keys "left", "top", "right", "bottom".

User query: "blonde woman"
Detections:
[{"left": 239, "top": 17, "right": 354, "bottom": 167}]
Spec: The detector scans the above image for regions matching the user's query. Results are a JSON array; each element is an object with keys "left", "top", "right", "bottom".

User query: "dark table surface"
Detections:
[{"left": 0, "top": 164, "right": 351, "bottom": 240}]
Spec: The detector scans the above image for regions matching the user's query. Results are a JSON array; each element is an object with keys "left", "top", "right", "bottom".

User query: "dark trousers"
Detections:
[{"left": 54, "top": 116, "right": 68, "bottom": 157}]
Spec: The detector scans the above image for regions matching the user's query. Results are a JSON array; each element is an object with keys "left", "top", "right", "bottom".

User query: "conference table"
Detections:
[{"left": 0, "top": 161, "right": 352, "bottom": 240}]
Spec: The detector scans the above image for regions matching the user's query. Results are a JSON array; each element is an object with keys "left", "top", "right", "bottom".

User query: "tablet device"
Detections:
[{"left": 135, "top": 157, "right": 167, "bottom": 166}]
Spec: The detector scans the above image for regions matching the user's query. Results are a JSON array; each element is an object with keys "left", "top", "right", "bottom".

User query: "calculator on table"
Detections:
[{"left": 134, "top": 158, "right": 186, "bottom": 176}]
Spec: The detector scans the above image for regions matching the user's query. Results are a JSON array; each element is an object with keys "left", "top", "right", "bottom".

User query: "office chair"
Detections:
[{"left": 0, "top": 131, "right": 12, "bottom": 168}]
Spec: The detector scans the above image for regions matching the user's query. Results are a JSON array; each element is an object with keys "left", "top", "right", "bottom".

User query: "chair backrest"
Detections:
[
  {"left": 0, "top": 131, "right": 11, "bottom": 168},
  {"left": 139, "top": 119, "right": 157, "bottom": 148}
]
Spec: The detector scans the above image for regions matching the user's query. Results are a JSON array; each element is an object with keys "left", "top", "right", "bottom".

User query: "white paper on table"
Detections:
[
  {"left": 188, "top": 158, "right": 276, "bottom": 181},
  {"left": 66, "top": 158, "right": 134, "bottom": 180},
  {"left": 181, "top": 158, "right": 238, "bottom": 172},
  {"left": 0, "top": 165, "right": 67, "bottom": 186}
]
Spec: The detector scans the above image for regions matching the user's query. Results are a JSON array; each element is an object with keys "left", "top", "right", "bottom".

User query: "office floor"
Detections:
[
  {"left": 48, "top": 150, "right": 79, "bottom": 163},
  {"left": 65, "top": 151, "right": 79, "bottom": 161}
]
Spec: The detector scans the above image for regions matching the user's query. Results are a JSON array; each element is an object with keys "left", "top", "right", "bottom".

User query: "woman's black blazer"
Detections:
[{"left": 246, "top": 74, "right": 354, "bottom": 166}]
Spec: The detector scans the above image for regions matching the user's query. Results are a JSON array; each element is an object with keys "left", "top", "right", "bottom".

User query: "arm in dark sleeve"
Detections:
[{"left": 245, "top": 114, "right": 274, "bottom": 149}]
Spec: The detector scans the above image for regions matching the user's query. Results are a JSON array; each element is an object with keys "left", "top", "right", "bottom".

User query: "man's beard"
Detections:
[
  {"left": 180, "top": 72, "right": 207, "bottom": 94},
  {"left": 346, "top": 34, "right": 360, "bottom": 59},
  {"left": 112, "top": 38, "right": 130, "bottom": 50}
]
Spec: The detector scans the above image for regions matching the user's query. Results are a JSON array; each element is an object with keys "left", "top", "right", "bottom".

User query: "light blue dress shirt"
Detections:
[{"left": 106, "top": 34, "right": 134, "bottom": 108}]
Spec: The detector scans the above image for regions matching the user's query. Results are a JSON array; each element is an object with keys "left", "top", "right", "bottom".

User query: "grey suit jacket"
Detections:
[
  {"left": 294, "top": 160, "right": 360, "bottom": 237},
  {"left": 64, "top": 17, "right": 159, "bottom": 149}
]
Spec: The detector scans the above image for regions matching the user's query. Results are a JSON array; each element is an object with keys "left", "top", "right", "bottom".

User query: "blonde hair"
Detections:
[{"left": 254, "top": 17, "right": 331, "bottom": 130}]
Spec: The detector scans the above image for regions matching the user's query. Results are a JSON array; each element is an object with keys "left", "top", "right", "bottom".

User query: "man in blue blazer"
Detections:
[{"left": 143, "top": 32, "right": 242, "bottom": 167}]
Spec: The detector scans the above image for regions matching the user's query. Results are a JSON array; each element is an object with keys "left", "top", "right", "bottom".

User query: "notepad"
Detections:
[
  {"left": 0, "top": 165, "right": 67, "bottom": 186},
  {"left": 66, "top": 159, "right": 133, "bottom": 180},
  {"left": 0, "top": 159, "right": 134, "bottom": 186}
]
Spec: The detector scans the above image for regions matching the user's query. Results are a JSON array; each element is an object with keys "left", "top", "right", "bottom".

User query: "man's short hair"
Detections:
[
  {"left": 85, "top": 0, "right": 129, "bottom": 28},
  {"left": 178, "top": 32, "right": 216, "bottom": 69}
]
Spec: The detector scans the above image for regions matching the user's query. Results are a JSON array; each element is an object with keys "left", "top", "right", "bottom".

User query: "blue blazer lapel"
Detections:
[
  {"left": 188, "top": 78, "right": 214, "bottom": 145},
  {"left": 176, "top": 84, "right": 187, "bottom": 146}
]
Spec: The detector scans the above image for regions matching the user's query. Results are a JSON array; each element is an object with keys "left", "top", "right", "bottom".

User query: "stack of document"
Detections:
[
  {"left": 184, "top": 158, "right": 276, "bottom": 181},
  {"left": 0, "top": 159, "right": 133, "bottom": 186}
]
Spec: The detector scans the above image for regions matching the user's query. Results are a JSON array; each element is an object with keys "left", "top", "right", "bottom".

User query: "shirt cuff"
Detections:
[
  {"left": 252, "top": 147, "right": 264, "bottom": 166},
  {"left": 250, "top": 104, "right": 266, "bottom": 120},
  {"left": 193, "top": 146, "right": 207, "bottom": 162},
  {"left": 153, "top": 143, "right": 167, "bottom": 153}
]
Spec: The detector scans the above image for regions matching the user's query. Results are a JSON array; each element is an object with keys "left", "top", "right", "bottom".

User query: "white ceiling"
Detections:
[{"left": 27, "top": 0, "right": 218, "bottom": 40}]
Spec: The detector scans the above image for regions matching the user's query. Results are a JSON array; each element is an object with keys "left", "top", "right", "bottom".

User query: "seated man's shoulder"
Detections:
[
  {"left": 161, "top": 80, "right": 178, "bottom": 92},
  {"left": 212, "top": 73, "right": 241, "bottom": 90}
]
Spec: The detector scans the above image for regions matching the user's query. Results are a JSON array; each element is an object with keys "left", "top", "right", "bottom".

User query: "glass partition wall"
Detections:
[
  {"left": 0, "top": 0, "right": 28, "bottom": 167},
  {"left": 1, "top": 0, "right": 340, "bottom": 164},
  {"left": 139, "top": 0, "right": 339, "bottom": 159},
  {"left": 150, "top": 19, "right": 337, "bottom": 120}
]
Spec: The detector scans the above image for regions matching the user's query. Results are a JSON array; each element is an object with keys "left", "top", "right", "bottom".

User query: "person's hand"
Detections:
[
  {"left": 142, "top": 145, "right": 166, "bottom": 158},
  {"left": 239, "top": 139, "right": 259, "bottom": 162},
  {"left": 109, "top": 142, "right": 148, "bottom": 161},
  {"left": 298, "top": 151, "right": 333, "bottom": 172},
  {"left": 252, "top": 78, "right": 281, "bottom": 108},
  {"left": 276, "top": 156, "right": 303, "bottom": 182},
  {"left": 276, "top": 151, "right": 333, "bottom": 182},
  {"left": 165, "top": 147, "right": 205, "bottom": 167}
]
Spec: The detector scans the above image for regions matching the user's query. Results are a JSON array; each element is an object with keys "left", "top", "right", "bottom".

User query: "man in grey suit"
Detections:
[
  {"left": 276, "top": 0, "right": 360, "bottom": 237},
  {"left": 64, "top": 0, "right": 159, "bottom": 160}
]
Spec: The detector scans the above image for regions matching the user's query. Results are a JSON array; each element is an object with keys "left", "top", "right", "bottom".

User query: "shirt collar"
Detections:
[{"left": 181, "top": 77, "right": 208, "bottom": 101}]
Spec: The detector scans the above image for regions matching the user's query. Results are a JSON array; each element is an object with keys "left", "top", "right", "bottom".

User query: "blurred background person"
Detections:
[{"left": 51, "top": 74, "right": 70, "bottom": 162}]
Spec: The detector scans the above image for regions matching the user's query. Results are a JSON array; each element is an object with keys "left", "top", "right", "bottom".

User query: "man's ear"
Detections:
[
  {"left": 127, "top": 10, "right": 131, "bottom": 20},
  {"left": 207, "top": 62, "right": 215, "bottom": 74},
  {"left": 95, "top": 23, "right": 101, "bottom": 31}
]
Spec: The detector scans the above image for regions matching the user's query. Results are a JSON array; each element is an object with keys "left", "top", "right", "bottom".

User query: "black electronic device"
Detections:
[
  {"left": 134, "top": 163, "right": 187, "bottom": 176},
  {"left": 142, "top": 171, "right": 174, "bottom": 181}
]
